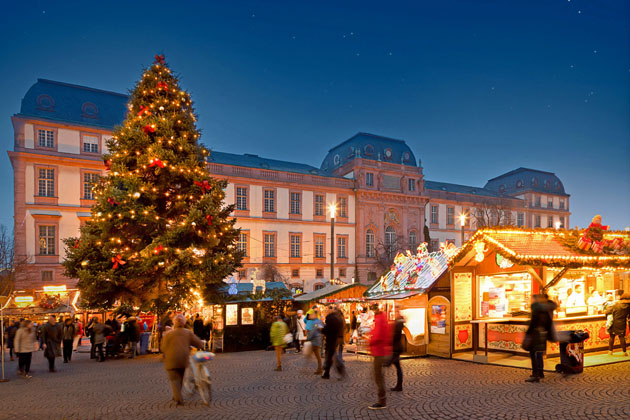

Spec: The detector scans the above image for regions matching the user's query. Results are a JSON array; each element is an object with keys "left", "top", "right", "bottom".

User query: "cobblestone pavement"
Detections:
[{"left": 0, "top": 347, "right": 628, "bottom": 420}]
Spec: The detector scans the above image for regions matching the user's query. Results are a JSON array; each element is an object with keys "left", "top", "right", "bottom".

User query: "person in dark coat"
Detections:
[
  {"left": 321, "top": 306, "right": 346, "bottom": 379},
  {"left": 389, "top": 313, "right": 405, "bottom": 391},
  {"left": 606, "top": 293, "right": 630, "bottom": 356},
  {"left": 61, "top": 317, "right": 76, "bottom": 363},
  {"left": 6, "top": 320, "right": 19, "bottom": 361},
  {"left": 125, "top": 317, "right": 141, "bottom": 358},
  {"left": 524, "top": 294, "right": 557, "bottom": 382},
  {"left": 192, "top": 314, "right": 204, "bottom": 339},
  {"left": 41, "top": 315, "right": 63, "bottom": 372},
  {"left": 349, "top": 311, "right": 358, "bottom": 345}
]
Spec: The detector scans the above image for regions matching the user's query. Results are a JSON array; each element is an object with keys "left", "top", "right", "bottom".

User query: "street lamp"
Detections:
[
  {"left": 329, "top": 203, "right": 337, "bottom": 284},
  {"left": 555, "top": 221, "right": 561, "bottom": 230},
  {"left": 459, "top": 213, "right": 467, "bottom": 246}
]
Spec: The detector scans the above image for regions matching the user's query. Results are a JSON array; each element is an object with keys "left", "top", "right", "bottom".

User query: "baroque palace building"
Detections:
[{"left": 9, "top": 79, "right": 571, "bottom": 292}]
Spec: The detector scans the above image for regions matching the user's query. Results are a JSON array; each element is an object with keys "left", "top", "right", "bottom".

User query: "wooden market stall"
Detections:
[
  {"left": 363, "top": 243, "right": 460, "bottom": 356},
  {"left": 446, "top": 226, "right": 630, "bottom": 364}
]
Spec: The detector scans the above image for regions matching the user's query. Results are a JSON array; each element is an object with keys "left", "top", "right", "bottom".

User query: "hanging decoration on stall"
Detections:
[
  {"left": 368, "top": 242, "right": 459, "bottom": 297},
  {"left": 474, "top": 241, "right": 487, "bottom": 262},
  {"left": 227, "top": 276, "right": 239, "bottom": 296},
  {"left": 558, "top": 215, "right": 630, "bottom": 256},
  {"left": 39, "top": 293, "right": 62, "bottom": 309},
  {"left": 496, "top": 253, "right": 514, "bottom": 269}
]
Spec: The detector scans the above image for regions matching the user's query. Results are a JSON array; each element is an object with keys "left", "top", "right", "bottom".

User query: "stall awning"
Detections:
[{"left": 367, "top": 291, "right": 420, "bottom": 300}]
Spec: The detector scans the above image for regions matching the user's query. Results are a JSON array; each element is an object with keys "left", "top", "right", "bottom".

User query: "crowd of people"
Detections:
[{"left": 269, "top": 304, "right": 405, "bottom": 410}]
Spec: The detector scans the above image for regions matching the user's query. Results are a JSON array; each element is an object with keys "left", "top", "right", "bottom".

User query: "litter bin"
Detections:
[
  {"left": 139, "top": 332, "right": 151, "bottom": 355},
  {"left": 555, "top": 330, "right": 589, "bottom": 374}
]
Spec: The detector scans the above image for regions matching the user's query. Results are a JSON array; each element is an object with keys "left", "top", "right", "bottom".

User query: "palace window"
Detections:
[
  {"left": 291, "top": 269, "right": 300, "bottom": 278},
  {"left": 366, "top": 229, "right": 375, "bottom": 258},
  {"left": 237, "top": 232, "right": 248, "bottom": 256},
  {"left": 37, "top": 129, "right": 54, "bottom": 148},
  {"left": 82, "top": 134, "right": 99, "bottom": 153},
  {"left": 290, "top": 192, "right": 301, "bottom": 215},
  {"left": 560, "top": 216, "right": 565, "bottom": 229},
  {"left": 316, "top": 269, "right": 324, "bottom": 279},
  {"left": 548, "top": 199, "right": 553, "bottom": 209},
  {"left": 290, "top": 234, "right": 301, "bottom": 258},
  {"left": 366, "top": 172, "right": 374, "bottom": 186},
  {"left": 339, "top": 268, "right": 346, "bottom": 278},
  {"left": 264, "top": 233, "right": 276, "bottom": 257},
  {"left": 447, "top": 207, "right": 454, "bottom": 225},
  {"left": 83, "top": 172, "right": 99, "bottom": 200},
  {"left": 409, "top": 231, "right": 417, "bottom": 251},
  {"left": 38, "top": 168, "right": 55, "bottom": 197},
  {"left": 236, "top": 187, "right": 248, "bottom": 210},
  {"left": 517, "top": 212, "right": 524, "bottom": 227},
  {"left": 338, "top": 197, "right": 347, "bottom": 217},
  {"left": 534, "top": 214, "right": 541, "bottom": 228},
  {"left": 337, "top": 236, "right": 347, "bottom": 258},
  {"left": 431, "top": 205, "right": 438, "bottom": 224},
  {"left": 408, "top": 178, "right": 415, "bottom": 191},
  {"left": 547, "top": 216, "right": 554, "bottom": 228},
  {"left": 314, "top": 194, "right": 324, "bottom": 216},
  {"left": 39, "top": 225, "right": 56, "bottom": 255},
  {"left": 315, "top": 236, "right": 325, "bottom": 259},
  {"left": 264, "top": 190, "right": 275, "bottom": 213},
  {"left": 41, "top": 271, "right": 53, "bottom": 282},
  {"left": 385, "top": 226, "right": 397, "bottom": 258},
  {"left": 559, "top": 200, "right": 565, "bottom": 210}
]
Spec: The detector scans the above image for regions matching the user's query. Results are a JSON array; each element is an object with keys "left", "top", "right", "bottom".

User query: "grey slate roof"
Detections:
[
  {"left": 484, "top": 167, "right": 568, "bottom": 196},
  {"left": 424, "top": 180, "right": 502, "bottom": 198},
  {"left": 209, "top": 150, "right": 331, "bottom": 177},
  {"left": 17, "top": 79, "right": 128, "bottom": 130},
  {"left": 321, "top": 132, "right": 417, "bottom": 173}
]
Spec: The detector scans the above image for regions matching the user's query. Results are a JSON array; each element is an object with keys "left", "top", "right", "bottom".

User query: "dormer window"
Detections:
[
  {"left": 384, "top": 148, "right": 392, "bottom": 159},
  {"left": 516, "top": 179, "right": 523, "bottom": 189},
  {"left": 531, "top": 177, "right": 539, "bottom": 187},
  {"left": 333, "top": 155, "right": 341, "bottom": 165},
  {"left": 36, "top": 94, "right": 55, "bottom": 112},
  {"left": 364, "top": 144, "right": 374, "bottom": 156},
  {"left": 81, "top": 102, "right": 98, "bottom": 119}
]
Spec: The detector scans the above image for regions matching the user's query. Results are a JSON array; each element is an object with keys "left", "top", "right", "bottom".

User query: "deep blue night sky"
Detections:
[{"left": 1, "top": 1, "right": 628, "bottom": 229}]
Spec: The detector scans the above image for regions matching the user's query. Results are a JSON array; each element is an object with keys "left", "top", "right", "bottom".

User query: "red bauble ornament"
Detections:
[
  {"left": 137, "top": 105, "right": 151, "bottom": 117},
  {"left": 107, "top": 197, "right": 119, "bottom": 206},
  {"left": 149, "top": 158, "right": 165, "bottom": 168},
  {"left": 143, "top": 125, "right": 156, "bottom": 135},
  {"left": 73, "top": 239, "right": 80, "bottom": 249},
  {"left": 157, "top": 81, "right": 168, "bottom": 91},
  {"left": 206, "top": 215, "right": 214, "bottom": 225},
  {"left": 153, "top": 245, "right": 164, "bottom": 255}
]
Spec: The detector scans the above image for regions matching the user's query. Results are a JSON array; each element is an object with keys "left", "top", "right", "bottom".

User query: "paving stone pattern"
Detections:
[{"left": 0, "top": 348, "right": 628, "bottom": 420}]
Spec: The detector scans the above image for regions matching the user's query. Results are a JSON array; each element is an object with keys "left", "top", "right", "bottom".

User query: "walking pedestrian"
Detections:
[
  {"left": 14, "top": 320, "right": 36, "bottom": 378},
  {"left": 305, "top": 311, "right": 324, "bottom": 375},
  {"left": 368, "top": 304, "right": 391, "bottom": 410},
  {"left": 91, "top": 317, "right": 111, "bottom": 362},
  {"left": 160, "top": 314, "right": 204, "bottom": 405},
  {"left": 41, "top": 315, "right": 63, "bottom": 372},
  {"left": 523, "top": 294, "right": 556, "bottom": 382},
  {"left": 6, "top": 320, "right": 18, "bottom": 361},
  {"left": 296, "top": 310, "right": 307, "bottom": 353},
  {"left": 389, "top": 313, "right": 405, "bottom": 392},
  {"left": 126, "top": 316, "right": 141, "bottom": 358},
  {"left": 85, "top": 317, "right": 96, "bottom": 359},
  {"left": 73, "top": 318, "right": 83, "bottom": 351},
  {"left": 193, "top": 314, "right": 204, "bottom": 340},
  {"left": 349, "top": 311, "right": 358, "bottom": 344},
  {"left": 321, "top": 305, "right": 346, "bottom": 379},
  {"left": 270, "top": 315, "right": 289, "bottom": 371},
  {"left": 62, "top": 317, "right": 76, "bottom": 363},
  {"left": 606, "top": 292, "right": 630, "bottom": 356}
]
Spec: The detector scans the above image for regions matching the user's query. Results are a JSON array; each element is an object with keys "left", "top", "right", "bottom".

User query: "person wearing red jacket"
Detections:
[{"left": 369, "top": 304, "right": 392, "bottom": 410}]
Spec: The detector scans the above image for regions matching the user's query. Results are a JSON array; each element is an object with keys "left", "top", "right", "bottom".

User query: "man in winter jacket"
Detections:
[
  {"left": 606, "top": 293, "right": 630, "bottom": 356},
  {"left": 368, "top": 305, "right": 391, "bottom": 410},
  {"left": 42, "top": 315, "right": 63, "bottom": 372},
  {"left": 321, "top": 306, "right": 346, "bottom": 379}
]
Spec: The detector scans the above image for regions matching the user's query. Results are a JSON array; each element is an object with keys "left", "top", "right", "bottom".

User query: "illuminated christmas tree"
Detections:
[{"left": 63, "top": 54, "right": 243, "bottom": 311}]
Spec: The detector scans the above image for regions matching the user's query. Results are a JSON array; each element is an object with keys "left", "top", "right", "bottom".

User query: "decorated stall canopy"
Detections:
[
  {"left": 366, "top": 243, "right": 460, "bottom": 299},
  {"left": 2, "top": 286, "right": 80, "bottom": 317},
  {"left": 294, "top": 283, "right": 367, "bottom": 305}
]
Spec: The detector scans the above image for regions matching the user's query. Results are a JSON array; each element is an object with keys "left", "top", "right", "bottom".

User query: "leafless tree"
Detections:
[
  {"left": 371, "top": 234, "right": 418, "bottom": 274},
  {"left": 0, "top": 225, "right": 24, "bottom": 296},
  {"left": 260, "top": 261, "right": 288, "bottom": 284},
  {"left": 473, "top": 198, "right": 515, "bottom": 228}
]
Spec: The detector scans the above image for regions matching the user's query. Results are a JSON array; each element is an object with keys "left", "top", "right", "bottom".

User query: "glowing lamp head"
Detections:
[
  {"left": 329, "top": 203, "right": 337, "bottom": 218},
  {"left": 555, "top": 221, "right": 561, "bottom": 229},
  {"left": 459, "top": 213, "right": 467, "bottom": 227}
]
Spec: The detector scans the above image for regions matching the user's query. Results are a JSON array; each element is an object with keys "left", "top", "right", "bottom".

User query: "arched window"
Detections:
[
  {"left": 366, "top": 229, "right": 375, "bottom": 258},
  {"left": 408, "top": 231, "right": 417, "bottom": 252},
  {"left": 385, "top": 226, "right": 397, "bottom": 258},
  {"left": 313, "top": 282, "right": 325, "bottom": 291}
]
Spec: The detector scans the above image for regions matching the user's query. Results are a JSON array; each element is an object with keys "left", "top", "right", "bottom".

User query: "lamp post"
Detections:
[
  {"left": 329, "top": 203, "right": 337, "bottom": 284},
  {"left": 459, "top": 213, "right": 467, "bottom": 246}
]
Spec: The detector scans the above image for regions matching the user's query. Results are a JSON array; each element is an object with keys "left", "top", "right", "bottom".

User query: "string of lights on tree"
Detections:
[{"left": 63, "top": 54, "right": 244, "bottom": 311}]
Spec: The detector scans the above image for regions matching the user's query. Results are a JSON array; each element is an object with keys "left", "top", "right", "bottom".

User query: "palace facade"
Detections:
[{"left": 9, "top": 79, "right": 571, "bottom": 291}]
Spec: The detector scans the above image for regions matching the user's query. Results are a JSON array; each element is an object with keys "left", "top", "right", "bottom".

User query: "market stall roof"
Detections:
[
  {"left": 450, "top": 228, "right": 630, "bottom": 269},
  {"left": 2, "top": 303, "right": 75, "bottom": 316},
  {"left": 294, "top": 283, "right": 365, "bottom": 302},
  {"left": 365, "top": 243, "right": 460, "bottom": 299}
]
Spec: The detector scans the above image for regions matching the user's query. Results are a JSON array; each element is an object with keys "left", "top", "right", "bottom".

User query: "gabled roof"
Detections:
[
  {"left": 293, "top": 283, "right": 363, "bottom": 302},
  {"left": 484, "top": 167, "right": 568, "bottom": 197},
  {"left": 209, "top": 150, "right": 331, "bottom": 177},
  {"left": 450, "top": 228, "right": 630, "bottom": 269},
  {"left": 424, "top": 180, "right": 502, "bottom": 198},
  {"left": 16, "top": 79, "right": 128, "bottom": 130},
  {"left": 320, "top": 132, "right": 417, "bottom": 173}
]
